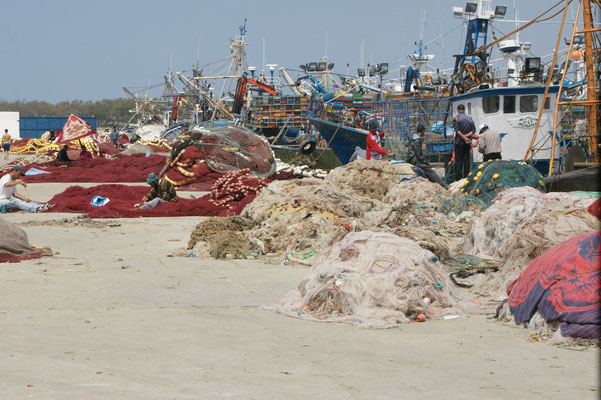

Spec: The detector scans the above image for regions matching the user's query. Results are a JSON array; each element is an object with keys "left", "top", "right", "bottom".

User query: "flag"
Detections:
[{"left": 55, "top": 115, "right": 96, "bottom": 144}]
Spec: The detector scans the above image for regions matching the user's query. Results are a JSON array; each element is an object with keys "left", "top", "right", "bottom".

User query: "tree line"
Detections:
[{"left": 0, "top": 99, "right": 136, "bottom": 126}]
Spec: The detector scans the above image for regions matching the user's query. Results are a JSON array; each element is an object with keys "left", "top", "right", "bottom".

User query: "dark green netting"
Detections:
[
  {"left": 459, "top": 160, "right": 546, "bottom": 205},
  {"left": 434, "top": 193, "right": 486, "bottom": 214}
]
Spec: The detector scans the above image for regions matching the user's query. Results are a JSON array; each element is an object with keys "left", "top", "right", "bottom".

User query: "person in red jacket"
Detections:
[{"left": 365, "top": 119, "right": 393, "bottom": 160}]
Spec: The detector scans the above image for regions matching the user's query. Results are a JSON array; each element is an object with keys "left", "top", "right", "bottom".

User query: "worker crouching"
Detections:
[{"left": 134, "top": 173, "right": 178, "bottom": 209}]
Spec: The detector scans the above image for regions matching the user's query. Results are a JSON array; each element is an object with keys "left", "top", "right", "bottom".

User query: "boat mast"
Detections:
[{"left": 581, "top": 0, "right": 599, "bottom": 161}]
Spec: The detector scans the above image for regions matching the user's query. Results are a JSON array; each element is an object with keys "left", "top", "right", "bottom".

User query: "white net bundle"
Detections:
[
  {"left": 464, "top": 187, "right": 550, "bottom": 258},
  {"left": 465, "top": 187, "right": 600, "bottom": 297},
  {"left": 270, "top": 231, "right": 476, "bottom": 328}
]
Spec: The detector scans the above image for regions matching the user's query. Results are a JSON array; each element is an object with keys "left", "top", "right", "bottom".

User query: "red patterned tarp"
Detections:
[{"left": 507, "top": 232, "right": 601, "bottom": 339}]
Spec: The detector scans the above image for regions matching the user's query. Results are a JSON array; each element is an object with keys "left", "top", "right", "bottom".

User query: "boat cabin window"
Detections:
[
  {"left": 503, "top": 95, "right": 516, "bottom": 113},
  {"left": 482, "top": 95, "right": 500, "bottom": 114},
  {"left": 544, "top": 96, "right": 551, "bottom": 110},
  {"left": 520, "top": 95, "right": 538, "bottom": 113},
  {"left": 467, "top": 102, "right": 472, "bottom": 115}
]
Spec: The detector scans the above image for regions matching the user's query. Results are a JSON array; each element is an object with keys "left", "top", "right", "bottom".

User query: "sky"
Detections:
[{"left": 0, "top": 0, "right": 586, "bottom": 103}]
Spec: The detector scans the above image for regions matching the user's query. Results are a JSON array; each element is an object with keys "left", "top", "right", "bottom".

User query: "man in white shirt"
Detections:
[{"left": 0, "top": 166, "right": 48, "bottom": 213}]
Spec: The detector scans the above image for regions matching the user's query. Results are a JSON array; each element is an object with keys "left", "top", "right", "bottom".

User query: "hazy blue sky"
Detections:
[{"left": 0, "top": 0, "right": 584, "bottom": 103}]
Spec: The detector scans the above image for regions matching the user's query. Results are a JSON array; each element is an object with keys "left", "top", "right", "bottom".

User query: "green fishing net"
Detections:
[{"left": 459, "top": 160, "right": 546, "bottom": 205}]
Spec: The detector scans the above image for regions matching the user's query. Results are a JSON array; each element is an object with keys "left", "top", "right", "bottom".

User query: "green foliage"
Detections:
[{"left": 0, "top": 98, "right": 136, "bottom": 126}]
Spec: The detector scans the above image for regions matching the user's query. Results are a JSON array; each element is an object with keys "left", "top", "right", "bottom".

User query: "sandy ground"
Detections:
[{"left": 0, "top": 165, "right": 599, "bottom": 398}]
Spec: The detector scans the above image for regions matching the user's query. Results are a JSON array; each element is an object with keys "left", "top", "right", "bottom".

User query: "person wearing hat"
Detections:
[
  {"left": 134, "top": 172, "right": 178, "bottom": 209},
  {"left": 474, "top": 124, "right": 502, "bottom": 162},
  {"left": 0, "top": 166, "right": 49, "bottom": 213},
  {"left": 407, "top": 124, "right": 447, "bottom": 188},
  {"left": 365, "top": 118, "right": 394, "bottom": 161}
]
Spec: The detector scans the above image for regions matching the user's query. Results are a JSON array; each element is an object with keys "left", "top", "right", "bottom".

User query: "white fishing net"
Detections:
[
  {"left": 465, "top": 187, "right": 600, "bottom": 297},
  {"left": 269, "top": 231, "right": 477, "bottom": 328}
]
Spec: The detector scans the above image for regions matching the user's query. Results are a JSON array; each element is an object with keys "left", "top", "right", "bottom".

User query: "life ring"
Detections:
[{"left": 300, "top": 139, "right": 316, "bottom": 155}]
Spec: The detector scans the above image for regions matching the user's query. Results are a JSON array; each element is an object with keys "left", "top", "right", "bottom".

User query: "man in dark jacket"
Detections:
[
  {"left": 452, "top": 104, "right": 475, "bottom": 180},
  {"left": 407, "top": 124, "right": 446, "bottom": 188},
  {"left": 57, "top": 145, "right": 71, "bottom": 162}
]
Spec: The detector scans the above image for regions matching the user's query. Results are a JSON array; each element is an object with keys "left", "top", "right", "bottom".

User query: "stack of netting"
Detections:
[
  {"left": 465, "top": 187, "right": 600, "bottom": 297},
  {"left": 242, "top": 178, "right": 363, "bottom": 258},
  {"left": 185, "top": 216, "right": 254, "bottom": 259},
  {"left": 460, "top": 160, "right": 546, "bottom": 205},
  {"left": 270, "top": 231, "right": 476, "bottom": 328},
  {"left": 164, "top": 125, "right": 275, "bottom": 186},
  {"left": 325, "top": 159, "right": 415, "bottom": 201}
]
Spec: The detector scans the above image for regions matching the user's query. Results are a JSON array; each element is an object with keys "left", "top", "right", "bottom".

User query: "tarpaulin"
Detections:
[
  {"left": 55, "top": 114, "right": 96, "bottom": 144},
  {"left": 507, "top": 232, "right": 601, "bottom": 339}
]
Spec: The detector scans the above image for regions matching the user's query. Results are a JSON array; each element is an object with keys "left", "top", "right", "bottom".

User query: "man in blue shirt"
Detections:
[
  {"left": 452, "top": 104, "right": 475, "bottom": 180},
  {"left": 111, "top": 127, "right": 120, "bottom": 148}
]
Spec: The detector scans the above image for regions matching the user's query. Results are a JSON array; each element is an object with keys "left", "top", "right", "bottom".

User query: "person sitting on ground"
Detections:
[
  {"left": 0, "top": 166, "right": 49, "bottom": 213},
  {"left": 365, "top": 119, "right": 394, "bottom": 161},
  {"left": 48, "top": 129, "right": 56, "bottom": 142},
  {"left": 57, "top": 145, "right": 71, "bottom": 162},
  {"left": 134, "top": 172, "right": 178, "bottom": 209},
  {"left": 474, "top": 124, "right": 502, "bottom": 162},
  {"left": 79, "top": 140, "right": 93, "bottom": 159},
  {"left": 407, "top": 124, "right": 447, "bottom": 188}
]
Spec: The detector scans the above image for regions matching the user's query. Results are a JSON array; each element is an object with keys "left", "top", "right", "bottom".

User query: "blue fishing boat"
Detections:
[{"left": 306, "top": 116, "right": 370, "bottom": 165}]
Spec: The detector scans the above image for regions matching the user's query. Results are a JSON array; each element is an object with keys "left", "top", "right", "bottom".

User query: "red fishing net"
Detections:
[
  {"left": 45, "top": 183, "right": 258, "bottom": 218},
  {"left": 24, "top": 154, "right": 168, "bottom": 183}
]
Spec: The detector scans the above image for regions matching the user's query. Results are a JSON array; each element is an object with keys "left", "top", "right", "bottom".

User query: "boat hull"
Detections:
[{"left": 307, "top": 117, "right": 368, "bottom": 164}]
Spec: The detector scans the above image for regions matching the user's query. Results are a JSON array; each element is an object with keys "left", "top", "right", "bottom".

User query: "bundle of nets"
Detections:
[
  {"left": 471, "top": 208, "right": 599, "bottom": 297},
  {"left": 459, "top": 160, "right": 546, "bottom": 205},
  {"left": 383, "top": 178, "right": 484, "bottom": 225},
  {"left": 163, "top": 125, "right": 275, "bottom": 187},
  {"left": 208, "top": 169, "right": 268, "bottom": 210},
  {"left": 242, "top": 179, "right": 364, "bottom": 257},
  {"left": 325, "top": 159, "right": 412, "bottom": 201},
  {"left": 187, "top": 216, "right": 254, "bottom": 249},
  {"left": 270, "top": 231, "right": 475, "bottom": 328},
  {"left": 464, "top": 187, "right": 600, "bottom": 297},
  {"left": 465, "top": 187, "right": 588, "bottom": 258},
  {"left": 0, "top": 218, "right": 51, "bottom": 263}
]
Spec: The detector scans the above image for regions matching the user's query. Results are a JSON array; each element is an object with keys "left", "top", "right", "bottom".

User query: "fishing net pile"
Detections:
[
  {"left": 20, "top": 154, "right": 168, "bottom": 183},
  {"left": 163, "top": 125, "right": 276, "bottom": 187},
  {"left": 184, "top": 216, "right": 254, "bottom": 259},
  {"left": 270, "top": 231, "right": 476, "bottom": 328},
  {"left": 459, "top": 160, "right": 546, "bottom": 205},
  {"left": 0, "top": 218, "right": 51, "bottom": 263},
  {"left": 325, "top": 159, "right": 414, "bottom": 201},
  {"left": 495, "top": 232, "right": 600, "bottom": 340},
  {"left": 46, "top": 183, "right": 258, "bottom": 218},
  {"left": 208, "top": 169, "right": 268, "bottom": 210},
  {"left": 242, "top": 178, "right": 363, "bottom": 259},
  {"left": 464, "top": 187, "right": 600, "bottom": 297}
]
